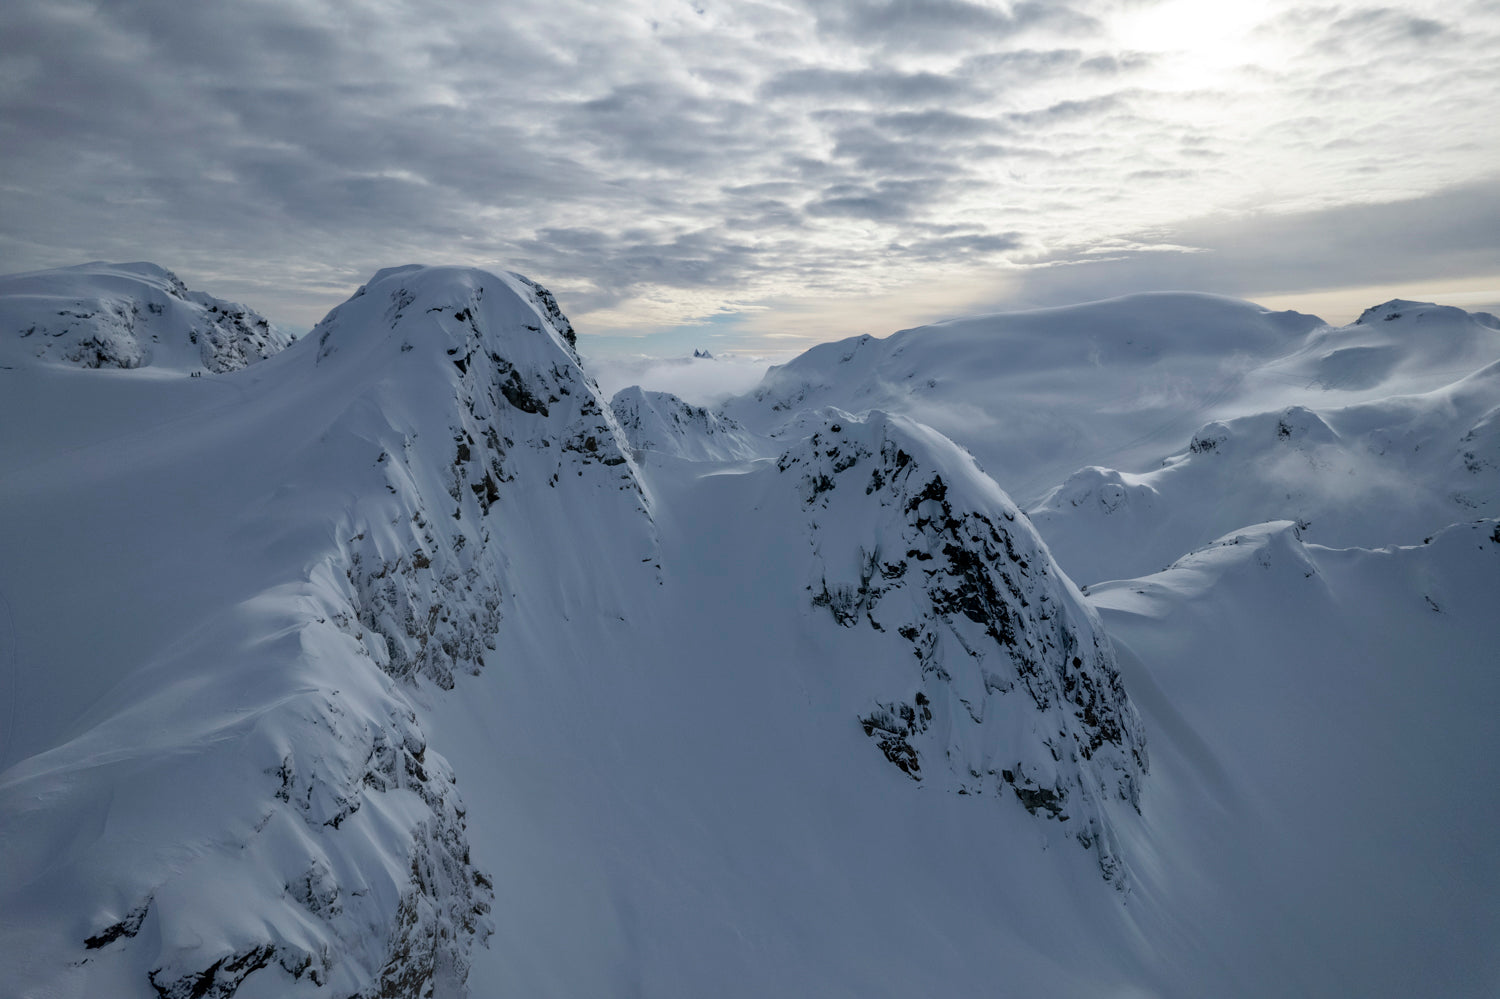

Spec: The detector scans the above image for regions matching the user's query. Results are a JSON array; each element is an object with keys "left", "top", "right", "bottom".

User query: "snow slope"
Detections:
[
  {"left": 0, "top": 264, "right": 1155, "bottom": 998},
  {"left": 1091, "top": 519, "right": 1500, "bottom": 996},
  {"left": 430, "top": 407, "right": 1167, "bottom": 997},
  {"left": 609, "top": 385, "right": 763, "bottom": 461},
  {"left": 1258, "top": 299, "right": 1500, "bottom": 395},
  {"left": 773, "top": 410, "right": 1145, "bottom": 882}
]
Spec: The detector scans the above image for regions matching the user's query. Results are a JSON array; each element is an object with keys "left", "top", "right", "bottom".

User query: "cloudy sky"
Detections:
[{"left": 3, "top": 0, "right": 1498, "bottom": 357}]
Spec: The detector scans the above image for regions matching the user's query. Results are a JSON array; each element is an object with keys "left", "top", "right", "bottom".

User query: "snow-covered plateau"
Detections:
[{"left": 1, "top": 263, "right": 1496, "bottom": 997}]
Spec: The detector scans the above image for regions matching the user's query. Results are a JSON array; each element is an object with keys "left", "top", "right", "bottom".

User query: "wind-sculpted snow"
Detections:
[
  {"left": 610, "top": 385, "right": 765, "bottom": 462},
  {"left": 727, "top": 294, "right": 1500, "bottom": 514},
  {"left": 777, "top": 411, "right": 1146, "bottom": 882},
  {"left": 0, "top": 261, "right": 294, "bottom": 372},
  {"left": 1333, "top": 299, "right": 1500, "bottom": 376}
]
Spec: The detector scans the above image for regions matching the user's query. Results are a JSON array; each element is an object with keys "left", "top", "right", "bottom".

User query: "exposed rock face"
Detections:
[
  {"left": 0, "top": 261, "right": 293, "bottom": 372},
  {"left": 778, "top": 412, "right": 1147, "bottom": 883},
  {"left": 515, "top": 274, "right": 577, "bottom": 348}
]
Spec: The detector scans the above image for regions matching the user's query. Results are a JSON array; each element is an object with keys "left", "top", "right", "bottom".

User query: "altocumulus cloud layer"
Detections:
[{"left": 2, "top": 0, "right": 1499, "bottom": 346}]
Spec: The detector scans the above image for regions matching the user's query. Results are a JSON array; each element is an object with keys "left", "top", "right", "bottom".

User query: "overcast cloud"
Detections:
[{"left": 2, "top": 0, "right": 1498, "bottom": 350}]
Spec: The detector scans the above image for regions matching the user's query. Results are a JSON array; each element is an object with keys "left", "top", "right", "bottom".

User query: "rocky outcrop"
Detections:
[
  {"left": 777, "top": 412, "right": 1147, "bottom": 883},
  {"left": 57, "top": 582, "right": 495, "bottom": 999}
]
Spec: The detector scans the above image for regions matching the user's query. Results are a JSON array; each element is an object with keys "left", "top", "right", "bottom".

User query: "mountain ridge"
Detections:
[{"left": 2, "top": 261, "right": 1497, "bottom": 997}]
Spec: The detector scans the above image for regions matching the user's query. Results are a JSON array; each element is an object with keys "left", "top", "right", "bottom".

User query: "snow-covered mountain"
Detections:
[
  {"left": 609, "top": 385, "right": 761, "bottom": 462},
  {"left": 0, "top": 263, "right": 651, "bottom": 997},
  {"left": 725, "top": 293, "right": 1500, "bottom": 508},
  {"left": 2, "top": 264, "right": 1497, "bottom": 997},
  {"left": 1030, "top": 358, "right": 1500, "bottom": 583},
  {"left": 724, "top": 293, "right": 1500, "bottom": 579},
  {"left": 723, "top": 292, "right": 1328, "bottom": 502},
  {"left": 0, "top": 261, "right": 294, "bottom": 373},
  {"left": 772, "top": 411, "right": 1145, "bottom": 882}
]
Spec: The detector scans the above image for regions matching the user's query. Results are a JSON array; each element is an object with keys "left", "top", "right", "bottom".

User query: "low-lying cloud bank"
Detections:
[{"left": 582, "top": 350, "right": 790, "bottom": 407}]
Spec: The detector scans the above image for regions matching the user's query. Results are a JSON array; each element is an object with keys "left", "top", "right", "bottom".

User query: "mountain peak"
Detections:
[
  {"left": 1353, "top": 298, "right": 1472, "bottom": 325},
  {"left": 777, "top": 410, "right": 1147, "bottom": 883},
  {"left": 610, "top": 385, "right": 762, "bottom": 461},
  {"left": 312, "top": 265, "right": 577, "bottom": 367},
  {"left": 0, "top": 260, "right": 292, "bottom": 372}
]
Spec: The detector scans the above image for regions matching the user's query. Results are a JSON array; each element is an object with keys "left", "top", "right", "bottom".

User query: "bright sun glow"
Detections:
[{"left": 1111, "top": 0, "right": 1288, "bottom": 91}]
